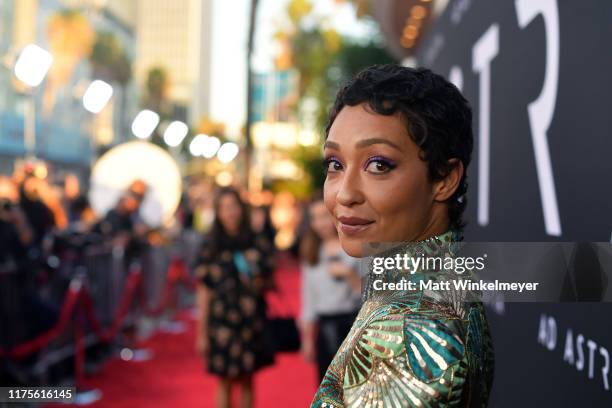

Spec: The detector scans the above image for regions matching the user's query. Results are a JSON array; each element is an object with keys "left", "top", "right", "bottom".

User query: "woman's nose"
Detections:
[{"left": 335, "top": 166, "right": 365, "bottom": 207}]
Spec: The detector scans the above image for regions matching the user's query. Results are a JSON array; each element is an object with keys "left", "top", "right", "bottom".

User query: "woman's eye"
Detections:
[
  {"left": 365, "top": 159, "right": 394, "bottom": 174},
  {"left": 324, "top": 158, "right": 343, "bottom": 173}
]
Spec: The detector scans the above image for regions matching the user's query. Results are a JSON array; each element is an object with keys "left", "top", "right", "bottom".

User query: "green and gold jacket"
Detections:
[{"left": 310, "top": 231, "right": 495, "bottom": 407}]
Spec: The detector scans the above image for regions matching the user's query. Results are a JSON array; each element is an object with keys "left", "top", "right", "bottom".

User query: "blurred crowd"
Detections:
[
  {"left": 0, "top": 161, "right": 191, "bottom": 384},
  {"left": 0, "top": 160, "right": 364, "bottom": 407},
  {"left": 0, "top": 164, "right": 91, "bottom": 353}
]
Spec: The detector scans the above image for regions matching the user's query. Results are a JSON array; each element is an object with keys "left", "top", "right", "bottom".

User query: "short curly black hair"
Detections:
[{"left": 325, "top": 64, "right": 473, "bottom": 232}]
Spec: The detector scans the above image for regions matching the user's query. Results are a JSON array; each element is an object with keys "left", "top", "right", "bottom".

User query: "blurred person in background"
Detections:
[
  {"left": 0, "top": 175, "right": 58, "bottom": 361},
  {"left": 175, "top": 190, "right": 203, "bottom": 268},
  {"left": 299, "top": 196, "right": 361, "bottom": 381},
  {"left": 0, "top": 176, "right": 33, "bottom": 259},
  {"left": 95, "top": 180, "right": 149, "bottom": 239},
  {"left": 250, "top": 205, "right": 276, "bottom": 246},
  {"left": 18, "top": 173, "right": 64, "bottom": 247},
  {"left": 189, "top": 179, "right": 215, "bottom": 233},
  {"left": 96, "top": 192, "right": 142, "bottom": 238},
  {"left": 288, "top": 199, "right": 308, "bottom": 258},
  {"left": 93, "top": 181, "right": 151, "bottom": 268},
  {"left": 62, "top": 173, "right": 80, "bottom": 218},
  {"left": 64, "top": 194, "right": 96, "bottom": 232},
  {"left": 194, "top": 187, "right": 275, "bottom": 408},
  {"left": 62, "top": 173, "right": 95, "bottom": 230},
  {"left": 177, "top": 192, "right": 195, "bottom": 231},
  {"left": 127, "top": 179, "right": 147, "bottom": 201},
  {"left": 0, "top": 176, "right": 33, "bottom": 382},
  {"left": 270, "top": 192, "right": 301, "bottom": 251}
]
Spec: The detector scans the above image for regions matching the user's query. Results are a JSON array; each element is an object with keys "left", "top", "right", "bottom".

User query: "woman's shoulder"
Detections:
[
  {"left": 375, "top": 298, "right": 491, "bottom": 351},
  {"left": 334, "top": 301, "right": 493, "bottom": 405}
]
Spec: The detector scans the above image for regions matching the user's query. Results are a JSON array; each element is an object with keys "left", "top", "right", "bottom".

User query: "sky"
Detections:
[{"left": 209, "top": 0, "right": 372, "bottom": 137}]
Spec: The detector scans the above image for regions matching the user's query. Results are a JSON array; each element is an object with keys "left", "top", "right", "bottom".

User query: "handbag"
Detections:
[{"left": 265, "top": 287, "right": 301, "bottom": 353}]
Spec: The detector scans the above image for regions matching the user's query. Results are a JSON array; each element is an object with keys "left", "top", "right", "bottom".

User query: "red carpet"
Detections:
[{"left": 51, "top": 254, "right": 318, "bottom": 407}]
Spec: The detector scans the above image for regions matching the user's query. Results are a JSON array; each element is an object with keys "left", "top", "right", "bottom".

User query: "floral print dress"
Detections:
[{"left": 196, "top": 235, "right": 275, "bottom": 378}]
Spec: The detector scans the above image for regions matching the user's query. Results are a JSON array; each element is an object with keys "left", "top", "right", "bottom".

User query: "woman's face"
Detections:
[
  {"left": 0, "top": 177, "right": 18, "bottom": 202},
  {"left": 309, "top": 200, "right": 336, "bottom": 241},
  {"left": 323, "top": 103, "right": 453, "bottom": 257},
  {"left": 64, "top": 174, "right": 80, "bottom": 199},
  {"left": 250, "top": 207, "right": 266, "bottom": 232},
  {"left": 218, "top": 193, "right": 243, "bottom": 234}
]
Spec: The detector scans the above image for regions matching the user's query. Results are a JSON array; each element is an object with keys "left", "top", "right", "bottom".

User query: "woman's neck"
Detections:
[
  {"left": 412, "top": 210, "right": 451, "bottom": 242},
  {"left": 224, "top": 226, "right": 239, "bottom": 237}
]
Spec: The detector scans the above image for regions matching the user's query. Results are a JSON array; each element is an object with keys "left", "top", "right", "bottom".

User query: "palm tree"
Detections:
[
  {"left": 144, "top": 66, "right": 169, "bottom": 114},
  {"left": 90, "top": 32, "right": 131, "bottom": 83},
  {"left": 141, "top": 66, "right": 171, "bottom": 149},
  {"left": 89, "top": 31, "right": 133, "bottom": 139}
]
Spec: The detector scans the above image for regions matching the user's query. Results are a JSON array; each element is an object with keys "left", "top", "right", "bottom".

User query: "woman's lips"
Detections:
[{"left": 337, "top": 216, "right": 374, "bottom": 236}]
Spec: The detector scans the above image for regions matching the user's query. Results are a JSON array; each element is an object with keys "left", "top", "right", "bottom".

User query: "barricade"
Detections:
[{"left": 0, "top": 239, "right": 195, "bottom": 387}]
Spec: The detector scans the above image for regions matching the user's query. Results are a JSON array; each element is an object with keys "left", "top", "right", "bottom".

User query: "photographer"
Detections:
[
  {"left": 93, "top": 181, "right": 151, "bottom": 268},
  {"left": 0, "top": 177, "right": 33, "bottom": 258},
  {"left": 0, "top": 176, "right": 34, "bottom": 357}
]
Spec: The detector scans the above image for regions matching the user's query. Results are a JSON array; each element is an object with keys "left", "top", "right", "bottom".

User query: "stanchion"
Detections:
[
  {"left": 157, "top": 257, "right": 185, "bottom": 334},
  {"left": 7, "top": 279, "right": 82, "bottom": 358},
  {"left": 0, "top": 252, "right": 197, "bottom": 400},
  {"left": 119, "top": 265, "right": 155, "bottom": 362},
  {"left": 73, "top": 305, "right": 102, "bottom": 406}
]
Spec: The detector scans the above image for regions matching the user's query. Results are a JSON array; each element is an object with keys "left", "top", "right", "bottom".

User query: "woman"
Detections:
[
  {"left": 195, "top": 187, "right": 274, "bottom": 408},
  {"left": 299, "top": 196, "right": 362, "bottom": 381},
  {"left": 250, "top": 205, "right": 276, "bottom": 246},
  {"left": 311, "top": 65, "right": 494, "bottom": 407}
]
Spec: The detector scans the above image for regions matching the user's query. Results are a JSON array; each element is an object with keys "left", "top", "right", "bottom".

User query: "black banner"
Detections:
[
  {"left": 418, "top": 0, "right": 611, "bottom": 242},
  {"left": 417, "top": 1, "right": 612, "bottom": 405}
]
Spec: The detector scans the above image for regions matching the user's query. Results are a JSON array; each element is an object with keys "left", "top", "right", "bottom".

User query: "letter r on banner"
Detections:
[{"left": 515, "top": 0, "right": 562, "bottom": 236}]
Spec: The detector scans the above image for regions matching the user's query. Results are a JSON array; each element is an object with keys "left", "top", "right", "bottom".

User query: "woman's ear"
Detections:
[{"left": 433, "top": 159, "right": 464, "bottom": 202}]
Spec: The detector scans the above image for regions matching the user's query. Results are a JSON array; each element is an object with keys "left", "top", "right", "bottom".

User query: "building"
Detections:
[
  {"left": 104, "top": 0, "right": 137, "bottom": 29},
  {"left": 248, "top": 68, "right": 318, "bottom": 190},
  {"left": 135, "top": 0, "right": 213, "bottom": 126},
  {"left": 0, "top": 0, "right": 92, "bottom": 173},
  {"left": 0, "top": 0, "right": 140, "bottom": 175},
  {"left": 0, "top": 0, "right": 16, "bottom": 174},
  {"left": 86, "top": 0, "right": 138, "bottom": 146}
]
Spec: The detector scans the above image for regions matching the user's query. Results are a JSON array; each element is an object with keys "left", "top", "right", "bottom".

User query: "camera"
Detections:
[{"left": 1, "top": 199, "right": 13, "bottom": 211}]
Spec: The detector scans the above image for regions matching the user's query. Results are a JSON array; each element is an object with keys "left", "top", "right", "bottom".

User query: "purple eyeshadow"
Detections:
[{"left": 364, "top": 155, "right": 397, "bottom": 169}]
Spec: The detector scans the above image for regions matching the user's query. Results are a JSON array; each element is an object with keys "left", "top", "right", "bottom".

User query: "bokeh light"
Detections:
[
  {"left": 217, "top": 142, "right": 239, "bottom": 163},
  {"left": 14, "top": 44, "right": 53, "bottom": 87},
  {"left": 131, "top": 110, "right": 160, "bottom": 139},
  {"left": 163, "top": 121, "right": 188, "bottom": 147},
  {"left": 82, "top": 80, "right": 113, "bottom": 113}
]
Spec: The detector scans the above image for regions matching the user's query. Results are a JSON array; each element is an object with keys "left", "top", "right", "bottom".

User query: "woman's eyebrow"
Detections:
[
  {"left": 324, "top": 140, "right": 340, "bottom": 150},
  {"left": 355, "top": 137, "right": 402, "bottom": 150}
]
